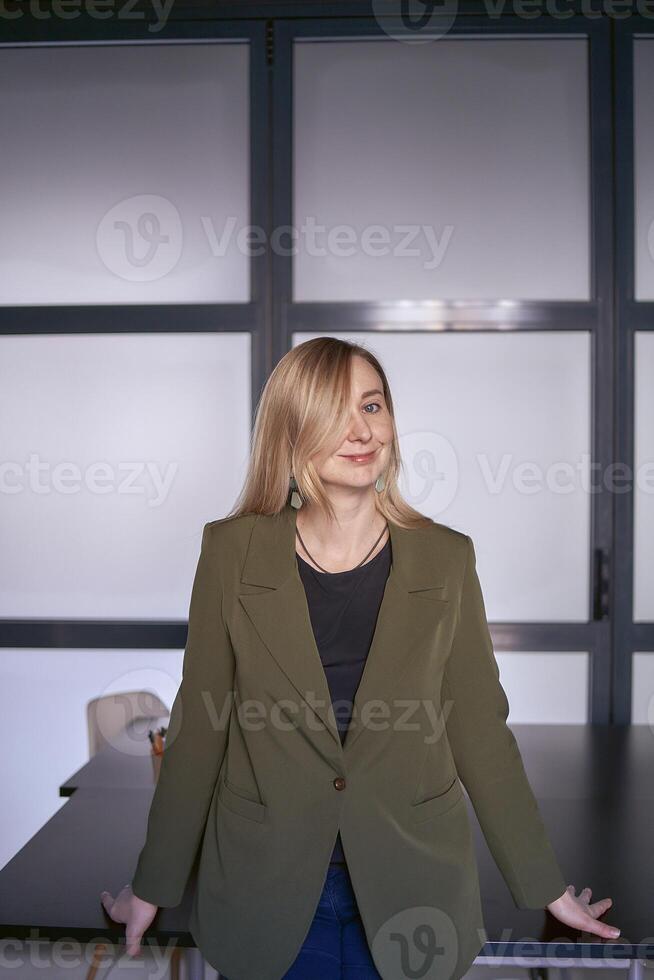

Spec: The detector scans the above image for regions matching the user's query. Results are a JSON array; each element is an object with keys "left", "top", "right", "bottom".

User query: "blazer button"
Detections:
[{"left": 333, "top": 776, "right": 346, "bottom": 791}]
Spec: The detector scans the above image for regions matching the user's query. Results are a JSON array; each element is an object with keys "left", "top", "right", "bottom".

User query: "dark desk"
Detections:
[
  {"left": 471, "top": 725, "right": 654, "bottom": 980},
  {"left": 0, "top": 786, "right": 196, "bottom": 949},
  {"left": 0, "top": 724, "right": 651, "bottom": 980}
]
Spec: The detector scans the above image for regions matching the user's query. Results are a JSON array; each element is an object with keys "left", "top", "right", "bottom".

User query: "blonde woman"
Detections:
[{"left": 102, "top": 337, "right": 619, "bottom": 980}]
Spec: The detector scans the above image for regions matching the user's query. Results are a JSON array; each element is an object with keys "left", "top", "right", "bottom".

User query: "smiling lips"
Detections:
[{"left": 340, "top": 448, "right": 378, "bottom": 463}]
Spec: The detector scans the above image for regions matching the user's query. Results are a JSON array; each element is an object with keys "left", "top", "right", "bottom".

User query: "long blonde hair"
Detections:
[{"left": 227, "top": 337, "right": 433, "bottom": 529}]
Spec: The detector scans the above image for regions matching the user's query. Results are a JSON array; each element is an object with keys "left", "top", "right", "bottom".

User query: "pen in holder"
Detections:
[{"left": 148, "top": 726, "right": 167, "bottom": 783}]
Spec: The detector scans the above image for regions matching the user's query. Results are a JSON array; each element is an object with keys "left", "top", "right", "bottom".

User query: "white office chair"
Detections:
[{"left": 87, "top": 690, "right": 170, "bottom": 757}]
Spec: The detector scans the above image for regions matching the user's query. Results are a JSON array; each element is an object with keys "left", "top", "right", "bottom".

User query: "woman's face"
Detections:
[{"left": 312, "top": 355, "right": 394, "bottom": 495}]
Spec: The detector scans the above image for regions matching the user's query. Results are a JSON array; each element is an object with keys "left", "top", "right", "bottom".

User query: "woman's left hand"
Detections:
[{"left": 546, "top": 885, "right": 620, "bottom": 939}]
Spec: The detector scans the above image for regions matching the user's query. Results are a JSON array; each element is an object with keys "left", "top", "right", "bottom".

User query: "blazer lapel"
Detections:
[{"left": 238, "top": 503, "right": 450, "bottom": 761}]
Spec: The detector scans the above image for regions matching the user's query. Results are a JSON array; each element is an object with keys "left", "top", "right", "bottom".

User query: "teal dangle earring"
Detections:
[
  {"left": 374, "top": 473, "right": 385, "bottom": 493},
  {"left": 289, "top": 474, "right": 303, "bottom": 509}
]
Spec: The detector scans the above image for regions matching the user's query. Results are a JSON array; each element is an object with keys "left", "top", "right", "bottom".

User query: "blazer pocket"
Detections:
[
  {"left": 218, "top": 776, "right": 267, "bottom": 823},
  {"left": 410, "top": 776, "right": 463, "bottom": 824},
  {"left": 410, "top": 586, "right": 449, "bottom": 602}
]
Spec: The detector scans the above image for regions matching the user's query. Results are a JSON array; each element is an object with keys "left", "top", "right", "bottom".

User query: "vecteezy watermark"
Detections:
[
  {"left": 233, "top": 694, "right": 454, "bottom": 746},
  {"left": 95, "top": 195, "right": 455, "bottom": 281},
  {"left": 202, "top": 215, "right": 455, "bottom": 270},
  {"left": 370, "top": 0, "right": 654, "bottom": 44},
  {"left": 398, "top": 438, "right": 654, "bottom": 512},
  {"left": 0, "top": 454, "right": 178, "bottom": 507},
  {"left": 0, "top": 0, "right": 176, "bottom": 34},
  {"left": 475, "top": 454, "right": 654, "bottom": 495},
  {"left": 102, "top": 685, "right": 455, "bottom": 753},
  {"left": 0, "top": 931, "right": 176, "bottom": 977}
]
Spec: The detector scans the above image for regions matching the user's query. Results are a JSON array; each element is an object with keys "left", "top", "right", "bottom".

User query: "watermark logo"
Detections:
[
  {"left": 372, "top": 0, "right": 459, "bottom": 42},
  {"left": 96, "top": 194, "right": 182, "bottom": 282},
  {"left": 372, "top": 905, "right": 459, "bottom": 979},
  {"left": 92, "top": 677, "right": 181, "bottom": 756},
  {"left": 400, "top": 430, "right": 458, "bottom": 512}
]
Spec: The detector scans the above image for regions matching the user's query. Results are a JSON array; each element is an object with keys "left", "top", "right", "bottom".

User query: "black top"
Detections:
[{"left": 296, "top": 535, "right": 392, "bottom": 864}]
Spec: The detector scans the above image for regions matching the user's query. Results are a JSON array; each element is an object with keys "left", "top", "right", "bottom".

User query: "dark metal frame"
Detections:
[
  {"left": 614, "top": 19, "right": 654, "bottom": 723},
  {"left": 1, "top": 4, "right": 639, "bottom": 724}
]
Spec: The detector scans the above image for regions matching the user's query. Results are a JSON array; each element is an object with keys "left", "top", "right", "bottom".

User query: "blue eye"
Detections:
[{"left": 363, "top": 403, "right": 381, "bottom": 414}]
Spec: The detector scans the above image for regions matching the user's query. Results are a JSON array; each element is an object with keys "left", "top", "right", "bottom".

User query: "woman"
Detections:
[{"left": 102, "top": 337, "right": 619, "bottom": 980}]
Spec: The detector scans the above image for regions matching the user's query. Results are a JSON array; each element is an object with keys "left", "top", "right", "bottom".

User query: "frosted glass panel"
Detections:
[
  {"left": 496, "top": 652, "right": 588, "bottom": 723},
  {"left": 632, "top": 652, "right": 654, "bottom": 723},
  {"left": 294, "top": 331, "right": 591, "bottom": 621},
  {"left": 634, "top": 39, "right": 654, "bottom": 300},
  {"left": 0, "top": 43, "right": 249, "bottom": 305},
  {"left": 294, "top": 37, "right": 589, "bottom": 302},
  {"left": 0, "top": 333, "right": 251, "bottom": 618},
  {"left": 634, "top": 332, "right": 654, "bottom": 620},
  {"left": 0, "top": 647, "right": 183, "bottom": 872}
]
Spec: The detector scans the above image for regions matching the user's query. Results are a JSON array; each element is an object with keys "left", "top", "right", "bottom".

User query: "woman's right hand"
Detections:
[{"left": 100, "top": 883, "right": 158, "bottom": 957}]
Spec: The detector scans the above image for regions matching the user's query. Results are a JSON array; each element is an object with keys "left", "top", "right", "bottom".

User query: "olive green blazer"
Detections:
[{"left": 131, "top": 503, "right": 567, "bottom": 980}]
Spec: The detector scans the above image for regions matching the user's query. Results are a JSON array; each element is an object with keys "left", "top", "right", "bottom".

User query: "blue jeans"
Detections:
[{"left": 221, "top": 863, "right": 382, "bottom": 979}]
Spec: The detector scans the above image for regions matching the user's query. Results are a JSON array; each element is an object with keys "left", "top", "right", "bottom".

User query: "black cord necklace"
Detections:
[{"left": 296, "top": 521, "right": 389, "bottom": 574}]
